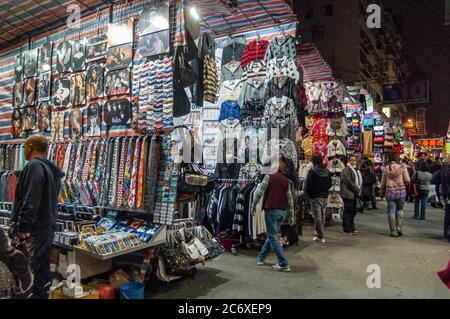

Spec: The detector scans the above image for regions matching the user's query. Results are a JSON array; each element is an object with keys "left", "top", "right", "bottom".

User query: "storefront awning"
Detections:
[
  {"left": 192, "top": 0, "right": 296, "bottom": 36},
  {"left": 297, "top": 43, "right": 333, "bottom": 82}
]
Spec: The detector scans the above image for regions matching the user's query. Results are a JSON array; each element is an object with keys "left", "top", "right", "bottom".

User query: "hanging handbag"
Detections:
[
  {"left": 178, "top": 163, "right": 208, "bottom": 195},
  {"left": 159, "top": 231, "right": 194, "bottom": 277},
  {"left": 173, "top": 79, "right": 191, "bottom": 117},
  {"left": 193, "top": 226, "right": 224, "bottom": 260},
  {"left": 174, "top": 47, "right": 198, "bottom": 88}
]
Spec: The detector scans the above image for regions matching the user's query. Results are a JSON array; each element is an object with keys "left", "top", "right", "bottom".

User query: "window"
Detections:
[
  {"left": 325, "top": 4, "right": 334, "bottom": 16},
  {"left": 306, "top": 7, "right": 314, "bottom": 19},
  {"left": 311, "top": 26, "right": 324, "bottom": 43}
]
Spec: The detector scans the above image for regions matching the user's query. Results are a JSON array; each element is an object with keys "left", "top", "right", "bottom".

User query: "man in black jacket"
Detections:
[
  {"left": 305, "top": 153, "right": 332, "bottom": 243},
  {"left": 11, "top": 135, "right": 64, "bottom": 299}
]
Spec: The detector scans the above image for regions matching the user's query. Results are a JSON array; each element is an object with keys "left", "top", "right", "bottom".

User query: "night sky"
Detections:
[{"left": 382, "top": 0, "right": 450, "bottom": 135}]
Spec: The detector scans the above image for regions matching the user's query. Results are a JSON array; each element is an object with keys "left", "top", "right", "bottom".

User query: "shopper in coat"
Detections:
[
  {"left": 411, "top": 160, "right": 432, "bottom": 220},
  {"left": 11, "top": 135, "right": 65, "bottom": 298},
  {"left": 340, "top": 155, "right": 362, "bottom": 235},
  {"left": 431, "top": 156, "right": 444, "bottom": 208},
  {"left": 305, "top": 153, "right": 332, "bottom": 243},
  {"left": 437, "top": 161, "right": 450, "bottom": 242},
  {"left": 360, "top": 159, "right": 378, "bottom": 210},
  {"left": 252, "top": 157, "right": 295, "bottom": 272},
  {"left": 380, "top": 153, "right": 410, "bottom": 237},
  {"left": 406, "top": 159, "right": 415, "bottom": 202}
]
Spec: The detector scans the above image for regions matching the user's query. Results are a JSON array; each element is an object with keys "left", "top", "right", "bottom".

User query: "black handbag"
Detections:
[
  {"left": 178, "top": 163, "right": 207, "bottom": 196},
  {"left": 159, "top": 232, "right": 194, "bottom": 277},
  {"left": 174, "top": 47, "right": 198, "bottom": 88},
  {"left": 173, "top": 79, "right": 191, "bottom": 117}
]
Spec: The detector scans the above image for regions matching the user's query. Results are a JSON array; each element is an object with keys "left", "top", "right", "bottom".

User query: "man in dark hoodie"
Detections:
[
  {"left": 305, "top": 153, "right": 332, "bottom": 243},
  {"left": 11, "top": 135, "right": 64, "bottom": 298}
]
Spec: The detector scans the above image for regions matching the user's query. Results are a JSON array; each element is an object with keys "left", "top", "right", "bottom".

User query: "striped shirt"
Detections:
[
  {"left": 203, "top": 56, "right": 218, "bottom": 103},
  {"left": 241, "top": 60, "right": 266, "bottom": 84},
  {"left": 240, "top": 39, "right": 269, "bottom": 69}
]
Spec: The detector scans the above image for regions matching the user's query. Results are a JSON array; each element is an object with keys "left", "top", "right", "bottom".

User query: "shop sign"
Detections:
[
  {"left": 416, "top": 138, "right": 444, "bottom": 150},
  {"left": 383, "top": 81, "right": 429, "bottom": 104}
]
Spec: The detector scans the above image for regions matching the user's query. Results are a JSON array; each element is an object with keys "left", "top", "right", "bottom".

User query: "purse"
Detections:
[
  {"left": 174, "top": 47, "right": 198, "bottom": 88},
  {"left": 178, "top": 163, "right": 208, "bottom": 195},
  {"left": 193, "top": 226, "right": 224, "bottom": 260},
  {"left": 159, "top": 231, "right": 194, "bottom": 277}
]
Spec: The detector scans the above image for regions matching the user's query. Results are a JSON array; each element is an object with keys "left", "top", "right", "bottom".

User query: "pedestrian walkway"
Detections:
[{"left": 149, "top": 201, "right": 450, "bottom": 299}]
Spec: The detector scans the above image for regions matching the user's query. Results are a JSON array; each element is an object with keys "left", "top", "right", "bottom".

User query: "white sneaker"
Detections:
[
  {"left": 321, "top": 238, "right": 326, "bottom": 243},
  {"left": 257, "top": 261, "right": 265, "bottom": 266},
  {"left": 272, "top": 264, "right": 291, "bottom": 272}
]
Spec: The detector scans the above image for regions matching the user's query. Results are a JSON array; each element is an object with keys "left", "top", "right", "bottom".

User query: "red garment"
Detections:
[
  {"left": 240, "top": 39, "right": 269, "bottom": 69},
  {"left": 295, "top": 85, "right": 307, "bottom": 108},
  {"left": 437, "top": 259, "right": 450, "bottom": 289},
  {"left": 263, "top": 172, "right": 289, "bottom": 211},
  {"left": 9, "top": 172, "right": 17, "bottom": 202}
]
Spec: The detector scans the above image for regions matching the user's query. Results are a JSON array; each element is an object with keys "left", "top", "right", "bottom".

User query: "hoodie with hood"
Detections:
[
  {"left": 305, "top": 165, "right": 332, "bottom": 199},
  {"left": 381, "top": 162, "right": 410, "bottom": 194},
  {"left": 12, "top": 157, "right": 65, "bottom": 235}
]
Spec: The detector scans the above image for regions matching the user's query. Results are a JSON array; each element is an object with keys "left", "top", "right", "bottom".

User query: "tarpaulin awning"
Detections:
[{"left": 297, "top": 43, "right": 333, "bottom": 82}]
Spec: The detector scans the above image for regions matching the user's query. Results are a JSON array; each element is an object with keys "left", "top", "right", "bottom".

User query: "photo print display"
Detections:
[
  {"left": 51, "top": 111, "right": 65, "bottom": 141},
  {"left": 86, "top": 63, "right": 104, "bottom": 100},
  {"left": 23, "top": 78, "right": 37, "bottom": 106},
  {"left": 105, "top": 68, "right": 130, "bottom": 96},
  {"left": 86, "top": 102, "right": 102, "bottom": 137},
  {"left": 107, "top": 18, "right": 134, "bottom": 47},
  {"left": 104, "top": 98, "right": 132, "bottom": 126},
  {"left": 38, "top": 71, "right": 51, "bottom": 101},
  {"left": 14, "top": 54, "right": 24, "bottom": 81},
  {"left": 37, "top": 102, "right": 51, "bottom": 132},
  {"left": 69, "top": 108, "right": 83, "bottom": 139},
  {"left": 56, "top": 41, "right": 72, "bottom": 73},
  {"left": 70, "top": 73, "right": 86, "bottom": 106},
  {"left": 139, "top": 29, "right": 170, "bottom": 57},
  {"left": 13, "top": 82, "right": 24, "bottom": 108},
  {"left": 22, "top": 106, "right": 36, "bottom": 131},
  {"left": 106, "top": 44, "right": 133, "bottom": 71},
  {"left": 86, "top": 34, "right": 108, "bottom": 62},
  {"left": 53, "top": 77, "right": 71, "bottom": 108},
  {"left": 39, "top": 43, "right": 52, "bottom": 73},
  {"left": 71, "top": 40, "right": 86, "bottom": 71},
  {"left": 11, "top": 110, "right": 22, "bottom": 138},
  {"left": 24, "top": 49, "right": 38, "bottom": 78},
  {"left": 139, "top": 1, "right": 169, "bottom": 36}
]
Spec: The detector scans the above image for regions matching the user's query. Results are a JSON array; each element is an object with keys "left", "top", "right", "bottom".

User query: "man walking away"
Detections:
[
  {"left": 252, "top": 157, "right": 295, "bottom": 272},
  {"left": 305, "top": 153, "right": 332, "bottom": 243},
  {"left": 431, "top": 156, "right": 444, "bottom": 208},
  {"left": 11, "top": 135, "right": 64, "bottom": 299}
]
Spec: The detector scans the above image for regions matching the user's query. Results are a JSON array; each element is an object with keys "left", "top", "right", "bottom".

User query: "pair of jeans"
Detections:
[
  {"left": 311, "top": 198, "right": 327, "bottom": 239},
  {"left": 387, "top": 198, "right": 405, "bottom": 220},
  {"left": 343, "top": 199, "right": 357, "bottom": 233},
  {"left": 257, "top": 209, "right": 289, "bottom": 268},
  {"left": 414, "top": 191, "right": 429, "bottom": 220}
]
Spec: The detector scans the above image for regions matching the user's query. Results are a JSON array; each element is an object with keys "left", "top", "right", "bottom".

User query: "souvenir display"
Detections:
[
  {"left": 107, "top": 18, "right": 134, "bottom": 47},
  {"left": 69, "top": 108, "right": 83, "bottom": 139},
  {"left": 37, "top": 71, "right": 51, "bottom": 101},
  {"left": 139, "top": 1, "right": 169, "bottom": 36},
  {"left": 105, "top": 68, "right": 130, "bottom": 96},
  {"left": 22, "top": 106, "right": 36, "bottom": 131},
  {"left": 86, "top": 63, "right": 104, "bottom": 100},
  {"left": 56, "top": 41, "right": 72, "bottom": 73},
  {"left": 70, "top": 73, "right": 86, "bottom": 106},
  {"left": 38, "top": 42, "right": 52, "bottom": 73},
  {"left": 37, "top": 102, "right": 51, "bottom": 132},
  {"left": 13, "top": 82, "right": 24, "bottom": 108},
  {"left": 14, "top": 53, "right": 24, "bottom": 81},
  {"left": 51, "top": 111, "right": 65, "bottom": 141},
  {"left": 53, "top": 77, "right": 71, "bottom": 108},
  {"left": 71, "top": 40, "right": 86, "bottom": 71},
  {"left": 104, "top": 98, "right": 132, "bottom": 126},
  {"left": 24, "top": 49, "right": 38, "bottom": 78},
  {"left": 139, "top": 30, "right": 170, "bottom": 57},
  {"left": 23, "top": 78, "right": 37, "bottom": 106},
  {"left": 106, "top": 44, "right": 133, "bottom": 71},
  {"left": 86, "top": 34, "right": 108, "bottom": 62},
  {"left": 86, "top": 102, "right": 102, "bottom": 137},
  {"left": 11, "top": 110, "right": 22, "bottom": 138}
]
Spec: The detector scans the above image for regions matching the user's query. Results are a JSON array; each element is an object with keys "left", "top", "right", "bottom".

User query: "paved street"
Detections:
[{"left": 150, "top": 201, "right": 450, "bottom": 299}]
